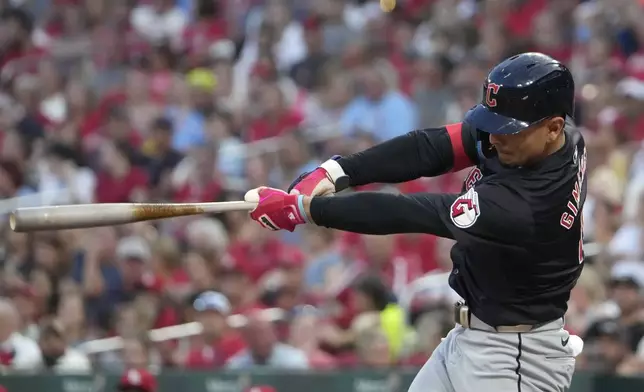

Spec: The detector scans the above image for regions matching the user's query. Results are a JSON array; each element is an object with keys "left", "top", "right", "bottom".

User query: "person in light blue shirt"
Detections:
[
  {"left": 166, "top": 106, "right": 206, "bottom": 152},
  {"left": 226, "top": 312, "right": 309, "bottom": 369},
  {"left": 341, "top": 63, "right": 418, "bottom": 142}
]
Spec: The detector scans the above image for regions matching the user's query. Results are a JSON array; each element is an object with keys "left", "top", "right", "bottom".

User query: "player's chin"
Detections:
[{"left": 497, "top": 151, "right": 517, "bottom": 165}]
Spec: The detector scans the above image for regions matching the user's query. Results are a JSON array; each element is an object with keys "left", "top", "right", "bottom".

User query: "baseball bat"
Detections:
[{"left": 9, "top": 201, "right": 257, "bottom": 232}]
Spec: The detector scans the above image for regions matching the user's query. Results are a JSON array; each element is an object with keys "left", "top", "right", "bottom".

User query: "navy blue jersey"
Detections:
[{"left": 310, "top": 122, "right": 587, "bottom": 326}]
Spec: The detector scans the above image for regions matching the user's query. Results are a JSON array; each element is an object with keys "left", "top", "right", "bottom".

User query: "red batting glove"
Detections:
[
  {"left": 244, "top": 187, "right": 308, "bottom": 232},
  {"left": 288, "top": 156, "right": 350, "bottom": 196}
]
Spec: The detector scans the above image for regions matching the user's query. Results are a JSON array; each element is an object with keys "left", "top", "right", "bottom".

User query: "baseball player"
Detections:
[{"left": 245, "top": 52, "right": 586, "bottom": 391}]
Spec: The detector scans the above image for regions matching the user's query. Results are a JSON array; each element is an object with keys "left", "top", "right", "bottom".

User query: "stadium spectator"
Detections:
[
  {"left": 37, "top": 320, "right": 91, "bottom": 373},
  {"left": 2, "top": 0, "right": 644, "bottom": 380},
  {"left": 0, "top": 298, "right": 41, "bottom": 372},
  {"left": 184, "top": 291, "right": 245, "bottom": 369},
  {"left": 226, "top": 310, "right": 309, "bottom": 369},
  {"left": 118, "top": 368, "right": 157, "bottom": 392}
]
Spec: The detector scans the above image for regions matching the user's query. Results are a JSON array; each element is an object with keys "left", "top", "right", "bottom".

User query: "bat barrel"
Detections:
[
  {"left": 10, "top": 204, "right": 139, "bottom": 232},
  {"left": 9, "top": 201, "right": 257, "bottom": 232}
]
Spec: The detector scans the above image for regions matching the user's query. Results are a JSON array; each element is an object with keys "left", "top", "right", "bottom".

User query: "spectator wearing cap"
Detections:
[
  {"left": 226, "top": 310, "right": 309, "bottom": 369},
  {"left": 186, "top": 68, "right": 218, "bottom": 115},
  {"left": 165, "top": 76, "right": 206, "bottom": 153},
  {"left": 71, "top": 231, "right": 154, "bottom": 329},
  {"left": 184, "top": 291, "right": 245, "bottom": 369},
  {"left": 115, "top": 236, "right": 156, "bottom": 298},
  {"left": 609, "top": 261, "right": 644, "bottom": 353},
  {"left": 0, "top": 298, "right": 42, "bottom": 372},
  {"left": 581, "top": 318, "right": 632, "bottom": 373},
  {"left": 340, "top": 61, "right": 418, "bottom": 142},
  {"left": 38, "top": 320, "right": 91, "bottom": 373},
  {"left": 118, "top": 368, "right": 157, "bottom": 392}
]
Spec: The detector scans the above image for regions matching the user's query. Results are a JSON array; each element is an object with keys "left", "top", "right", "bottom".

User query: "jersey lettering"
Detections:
[
  {"left": 485, "top": 83, "right": 500, "bottom": 107},
  {"left": 559, "top": 147, "right": 587, "bottom": 231},
  {"left": 559, "top": 146, "right": 587, "bottom": 263},
  {"left": 463, "top": 167, "right": 483, "bottom": 191}
]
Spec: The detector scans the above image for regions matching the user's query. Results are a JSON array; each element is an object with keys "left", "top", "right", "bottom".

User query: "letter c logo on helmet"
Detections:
[{"left": 485, "top": 83, "right": 500, "bottom": 108}]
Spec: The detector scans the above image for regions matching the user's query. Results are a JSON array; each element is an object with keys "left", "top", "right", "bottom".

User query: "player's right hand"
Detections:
[{"left": 287, "top": 156, "right": 350, "bottom": 196}]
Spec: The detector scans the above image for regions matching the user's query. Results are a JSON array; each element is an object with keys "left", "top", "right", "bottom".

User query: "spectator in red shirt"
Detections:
[
  {"left": 218, "top": 260, "right": 262, "bottom": 315},
  {"left": 184, "top": 291, "right": 245, "bottom": 369},
  {"left": 118, "top": 367, "right": 157, "bottom": 392},
  {"left": 95, "top": 141, "right": 149, "bottom": 203},
  {"left": 247, "top": 82, "right": 303, "bottom": 141},
  {"left": 181, "top": 0, "right": 227, "bottom": 66},
  {"left": 358, "top": 235, "right": 424, "bottom": 297},
  {"left": 150, "top": 237, "right": 190, "bottom": 300},
  {"left": 0, "top": 8, "right": 47, "bottom": 77}
]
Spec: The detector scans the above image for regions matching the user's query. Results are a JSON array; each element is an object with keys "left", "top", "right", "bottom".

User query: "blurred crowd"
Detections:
[{"left": 1, "top": 0, "right": 644, "bottom": 381}]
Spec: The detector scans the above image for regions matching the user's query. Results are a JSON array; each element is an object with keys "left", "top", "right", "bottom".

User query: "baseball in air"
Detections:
[{"left": 380, "top": 0, "right": 396, "bottom": 12}]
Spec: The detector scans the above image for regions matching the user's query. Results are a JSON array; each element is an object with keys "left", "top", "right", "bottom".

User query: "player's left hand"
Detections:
[{"left": 244, "top": 187, "right": 309, "bottom": 232}]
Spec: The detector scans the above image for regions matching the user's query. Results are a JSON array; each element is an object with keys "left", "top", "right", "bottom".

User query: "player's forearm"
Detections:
[
  {"left": 337, "top": 128, "right": 459, "bottom": 187},
  {"left": 303, "top": 192, "right": 453, "bottom": 237}
]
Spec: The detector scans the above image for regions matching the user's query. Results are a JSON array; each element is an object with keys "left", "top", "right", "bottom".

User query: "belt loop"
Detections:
[{"left": 459, "top": 306, "right": 470, "bottom": 328}]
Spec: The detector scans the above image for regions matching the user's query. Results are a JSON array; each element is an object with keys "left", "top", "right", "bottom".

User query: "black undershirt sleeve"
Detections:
[
  {"left": 336, "top": 123, "right": 478, "bottom": 187},
  {"left": 309, "top": 183, "right": 532, "bottom": 243},
  {"left": 310, "top": 192, "right": 456, "bottom": 238}
]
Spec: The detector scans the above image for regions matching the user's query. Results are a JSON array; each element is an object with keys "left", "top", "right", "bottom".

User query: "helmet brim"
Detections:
[{"left": 463, "top": 104, "right": 532, "bottom": 135}]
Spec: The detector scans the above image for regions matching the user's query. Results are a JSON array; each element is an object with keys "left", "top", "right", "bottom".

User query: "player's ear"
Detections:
[{"left": 546, "top": 117, "right": 565, "bottom": 143}]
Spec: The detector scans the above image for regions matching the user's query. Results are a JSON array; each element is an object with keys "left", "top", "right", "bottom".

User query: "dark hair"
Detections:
[
  {"left": 2, "top": 7, "right": 34, "bottom": 33},
  {"left": 352, "top": 274, "right": 395, "bottom": 311},
  {"left": 47, "top": 142, "right": 84, "bottom": 166},
  {"left": 0, "top": 159, "right": 23, "bottom": 188},
  {"left": 151, "top": 117, "right": 173, "bottom": 132}
]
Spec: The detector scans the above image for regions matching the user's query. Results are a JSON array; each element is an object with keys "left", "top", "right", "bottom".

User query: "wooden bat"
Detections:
[{"left": 9, "top": 201, "right": 257, "bottom": 232}]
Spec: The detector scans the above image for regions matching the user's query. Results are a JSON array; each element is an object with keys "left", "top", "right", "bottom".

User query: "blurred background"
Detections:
[{"left": 1, "top": 0, "right": 644, "bottom": 388}]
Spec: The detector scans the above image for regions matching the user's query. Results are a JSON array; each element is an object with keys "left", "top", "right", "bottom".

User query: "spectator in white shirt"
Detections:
[
  {"left": 227, "top": 311, "right": 309, "bottom": 369},
  {"left": 0, "top": 298, "right": 42, "bottom": 373},
  {"left": 130, "top": 0, "right": 187, "bottom": 47},
  {"left": 38, "top": 320, "right": 91, "bottom": 374}
]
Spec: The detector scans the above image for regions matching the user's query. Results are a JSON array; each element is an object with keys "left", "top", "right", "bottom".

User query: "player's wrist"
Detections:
[
  {"left": 320, "top": 157, "right": 350, "bottom": 192},
  {"left": 298, "top": 195, "right": 314, "bottom": 223}
]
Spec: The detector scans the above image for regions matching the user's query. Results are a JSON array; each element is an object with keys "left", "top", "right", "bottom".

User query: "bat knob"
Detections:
[{"left": 9, "top": 212, "right": 16, "bottom": 232}]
